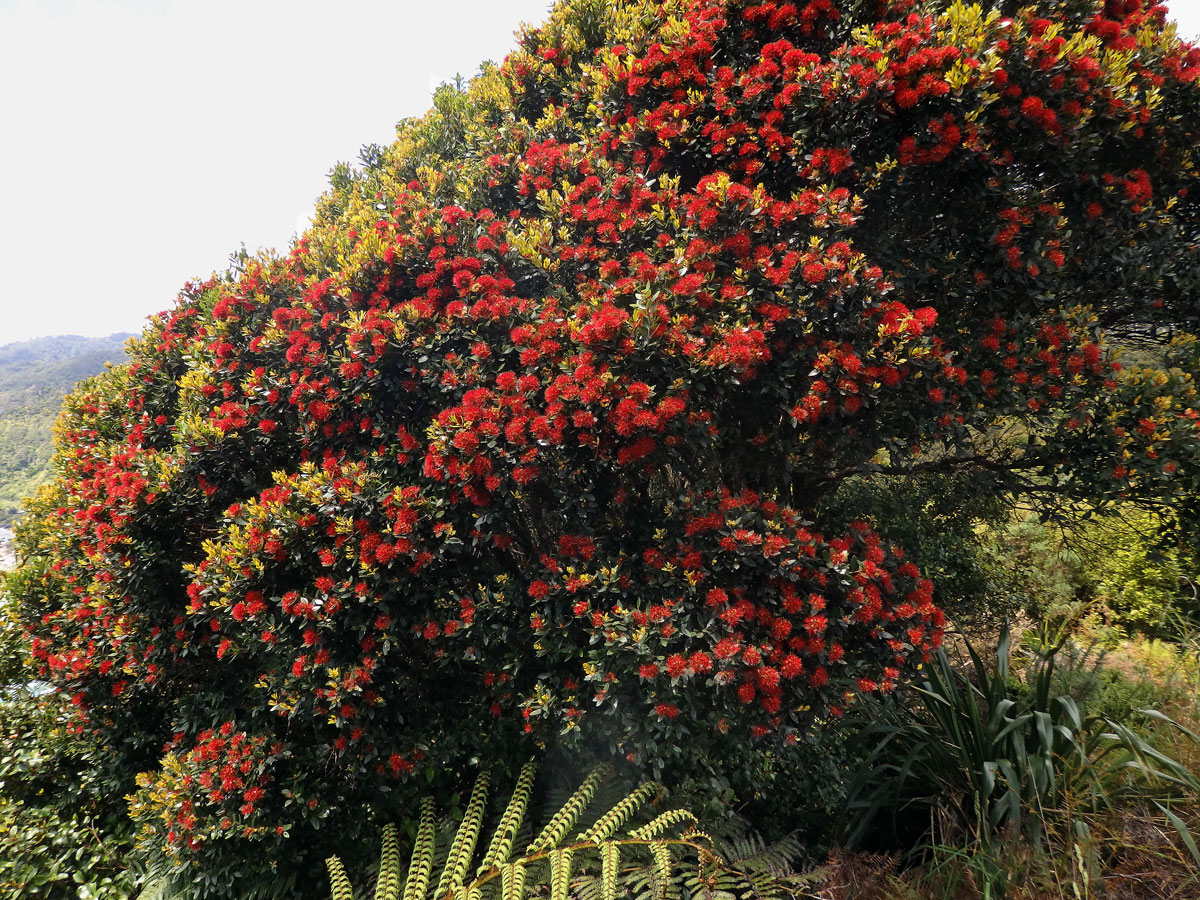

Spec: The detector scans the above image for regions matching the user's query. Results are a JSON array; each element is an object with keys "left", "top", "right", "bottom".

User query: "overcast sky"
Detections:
[{"left": 2, "top": 0, "right": 1198, "bottom": 345}]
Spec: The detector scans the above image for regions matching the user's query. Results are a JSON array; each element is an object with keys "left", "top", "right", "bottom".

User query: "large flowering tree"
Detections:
[{"left": 9, "top": 0, "right": 1199, "bottom": 889}]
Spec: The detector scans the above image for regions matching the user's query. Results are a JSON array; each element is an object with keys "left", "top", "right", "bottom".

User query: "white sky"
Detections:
[
  {"left": 0, "top": 0, "right": 553, "bottom": 343},
  {"left": 1, "top": 0, "right": 1198, "bottom": 345}
]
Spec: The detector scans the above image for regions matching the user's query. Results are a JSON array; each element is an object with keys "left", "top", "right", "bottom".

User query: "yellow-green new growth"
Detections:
[
  {"left": 325, "top": 764, "right": 750, "bottom": 900},
  {"left": 434, "top": 770, "right": 492, "bottom": 899},
  {"left": 527, "top": 763, "right": 610, "bottom": 853},
  {"left": 327, "top": 855, "right": 354, "bottom": 900},
  {"left": 499, "top": 861, "right": 527, "bottom": 900},
  {"left": 548, "top": 847, "right": 573, "bottom": 900},
  {"left": 478, "top": 760, "right": 537, "bottom": 873},
  {"left": 402, "top": 798, "right": 438, "bottom": 900},
  {"left": 374, "top": 823, "right": 402, "bottom": 900},
  {"left": 599, "top": 840, "right": 619, "bottom": 900},
  {"left": 580, "top": 781, "right": 661, "bottom": 842}
]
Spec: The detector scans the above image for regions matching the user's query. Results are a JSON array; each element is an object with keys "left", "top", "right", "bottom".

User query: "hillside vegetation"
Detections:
[{"left": 0, "top": 335, "right": 132, "bottom": 526}]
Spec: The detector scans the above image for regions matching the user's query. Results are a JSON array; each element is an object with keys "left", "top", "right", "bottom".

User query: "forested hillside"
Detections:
[{"left": 0, "top": 334, "right": 131, "bottom": 525}]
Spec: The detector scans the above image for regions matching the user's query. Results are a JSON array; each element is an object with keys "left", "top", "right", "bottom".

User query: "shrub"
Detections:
[
  {"left": 844, "top": 625, "right": 1200, "bottom": 893},
  {"left": 0, "top": 607, "right": 136, "bottom": 900},
  {"left": 979, "top": 513, "right": 1091, "bottom": 617},
  {"left": 8, "top": 0, "right": 1200, "bottom": 891},
  {"left": 1082, "top": 508, "right": 1199, "bottom": 637}
]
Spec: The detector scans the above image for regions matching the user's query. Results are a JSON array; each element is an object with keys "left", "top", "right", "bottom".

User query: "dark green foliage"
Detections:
[
  {"left": 980, "top": 514, "right": 1090, "bottom": 617},
  {"left": 0, "top": 609, "right": 136, "bottom": 899}
]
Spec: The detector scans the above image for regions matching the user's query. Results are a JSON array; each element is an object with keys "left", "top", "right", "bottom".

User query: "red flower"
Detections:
[
  {"left": 802, "top": 262, "right": 826, "bottom": 284},
  {"left": 781, "top": 654, "right": 804, "bottom": 679},
  {"left": 713, "top": 637, "right": 740, "bottom": 659}
]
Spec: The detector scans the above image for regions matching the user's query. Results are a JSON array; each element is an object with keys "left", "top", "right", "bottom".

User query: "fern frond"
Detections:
[
  {"left": 327, "top": 856, "right": 355, "bottom": 900},
  {"left": 580, "top": 782, "right": 661, "bottom": 842},
  {"left": 329, "top": 771, "right": 809, "bottom": 900},
  {"left": 549, "top": 847, "right": 573, "bottom": 900},
  {"left": 479, "top": 760, "right": 537, "bottom": 873},
  {"left": 650, "top": 841, "right": 673, "bottom": 900},
  {"left": 500, "top": 861, "right": 527, "bottom": 900},
  {"left": 374, "top": 822, "right": 402, "bottom": 900},
  {"left": 434, "top": 769, "right": 492, "bottom": 899},
  {"left": 528, "top": 764, "right": 610, "bottom": 852},
  {"left": 600, "top": 840, "right": 620, "bottom": 900},
  {"left": 403, "top": 798, "right": 438, "bottom": 900},
  {"left": 629, "top": 808, "right": 698, "bottom": 841},
  {"left": 717, "top": 830, "right": 802, "bottom": 878}
]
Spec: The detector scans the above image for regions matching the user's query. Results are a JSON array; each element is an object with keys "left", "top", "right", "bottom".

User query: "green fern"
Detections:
[
  {"left": 327, "top": 856, "right": 355, "bottom": 900},
  {"left": 326, "top": 764, "right": 801, "bottom": 900},
  {"left": 599, "top": 840, "right": 619, "bottom": 900},
  {"left": 478, "top": 760, "right": 536, "bottom": 872},
  {"left": 434, "top": 771, "right": 492, "bottom": 899},
  {"left": 403, "top": 798, "right": 438, "bottom": 900},
  {"left": 527, "top": 763, "right": 609, "bottom": 853},
  {"left": 579, "top": 781, "right": 661, "bottom": 842},
  {"left": 549, "top": 847, "right": 573, "bottom": 900},
  {"left": 684, "top": 831, "right": 822, "bottom": 900},
  {"left": 374, "top": 824, "right": 402, "bottom": 900},
  {"left": 499, "top": 861, "right": 526, "bottom": 900}
]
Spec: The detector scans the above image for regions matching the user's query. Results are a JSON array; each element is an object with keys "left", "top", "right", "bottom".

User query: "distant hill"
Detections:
[{"left": 0, "top": 334, "right": 133, "bottom": 527}]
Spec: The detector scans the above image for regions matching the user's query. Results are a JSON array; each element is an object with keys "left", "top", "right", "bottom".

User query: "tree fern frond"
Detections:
[
  {"left": 719, "top": 832, "right": 763, "bottom": 866},
  {"left": 374, "top": 822, "right": 402, "bottom": 900},
  {"left": 500, "top": 861, "right": 527, "bottom": 900},
  {"left": 330, "top": 771, "right": 811, "bottom": 900},
  {"left": 435, "top": 770, "right": 492, "bottom": 898},
  {"left": 717, "top": 830, "right": 801, "bottom": 876},
  {"left": 549, "top": 847, "right": 573, "bottom": 900},
  {"left": 328, "top": 856, "right": 355, "bottom": 900},
  {"left": 403, "top": 798, "right": 438, "bottom": 900},
  {"left": 629, "top": 808, "right": 698, "bottom": 841},
  {"left": 600, "top": 840, "right": 620, "bottom": 900},
  {"left": 580, "top": 782, "right": 661, "bottom": 842},
  {"left": 528, "top": 764, "right": 610, "bottom": 853},
  {"left": 479, "top": 760, "right": 537, "bottom": 873},
  {"left": 574, "top": 873, "right": 603, "bottom": 900},
  {"left": 650, "top": 840, "right": 673, "bottom": 900}
]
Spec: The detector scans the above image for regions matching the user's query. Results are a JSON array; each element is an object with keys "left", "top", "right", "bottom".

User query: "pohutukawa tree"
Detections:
[{"left": 9, "top": 0, "right": 1199, "bottom": 885}]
